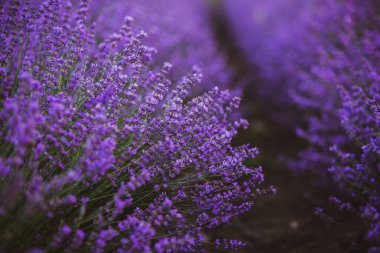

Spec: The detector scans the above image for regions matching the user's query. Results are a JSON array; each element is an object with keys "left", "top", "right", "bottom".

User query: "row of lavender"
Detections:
[
  {"left": 0, "top": 0, "right": 267, "bottom": 252},
  {"left": 224, "top": 0, "right": 379, "bottom": 251}
]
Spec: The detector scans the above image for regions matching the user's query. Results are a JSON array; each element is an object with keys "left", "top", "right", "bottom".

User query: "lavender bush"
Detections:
[
  {"left": 224, "top": 0, "right": 379, "bottom": 250},
  {"left": 0, "top": 1, "right": 268, "bottom": 252},
  {"left": 291, "top": 1, "right": 380, "bottom": 249}
]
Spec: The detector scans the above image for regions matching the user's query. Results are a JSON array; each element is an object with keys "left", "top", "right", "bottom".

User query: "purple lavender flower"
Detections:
[
  {"left": 215, "top": 238, "right": 247, "bottom": 251},
  {"left": 0, "top": 0, "right": 266, "bottom": 251}
]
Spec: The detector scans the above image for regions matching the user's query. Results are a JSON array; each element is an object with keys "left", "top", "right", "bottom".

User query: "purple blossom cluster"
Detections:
[
  {"left": 223, "top": 0, "right": 380, "bottom": 250},
  {"left": 0, "top": 0, "right": 267, "bottom": 252},
  {"left": 90, "top": 0, "right": 233, "bottom": 95}
]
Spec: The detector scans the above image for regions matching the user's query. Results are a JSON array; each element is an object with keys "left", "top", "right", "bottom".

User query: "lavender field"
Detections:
[{"left": 0, "top": 0, "right": 379, "bottom": 252}]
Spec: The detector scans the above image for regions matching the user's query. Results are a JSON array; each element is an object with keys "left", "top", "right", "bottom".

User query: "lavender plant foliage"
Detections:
[
  {"left": 0, "top": 1, "right": 267, "bottom": 252},
  {"left": 90, "top": 0, "right": 233, "bottom": 95},
  {"left": 292, "top": 1, "right": 380, "bottom": 249}
]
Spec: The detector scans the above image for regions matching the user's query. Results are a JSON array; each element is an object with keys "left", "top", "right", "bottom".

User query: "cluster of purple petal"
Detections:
[{"left": 0, "top": 0, "right": 266, "bottom": 252}]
